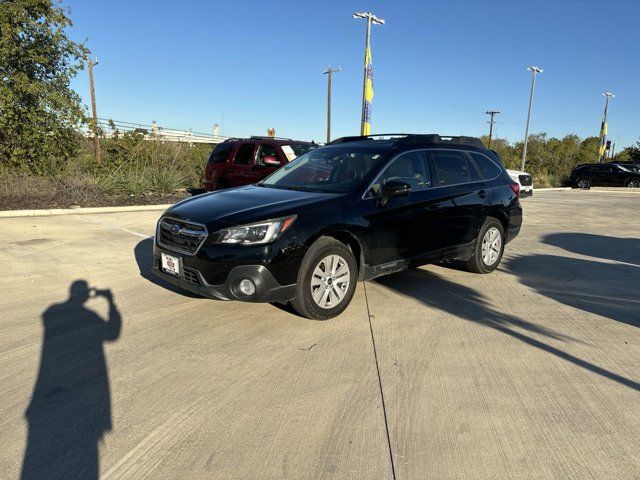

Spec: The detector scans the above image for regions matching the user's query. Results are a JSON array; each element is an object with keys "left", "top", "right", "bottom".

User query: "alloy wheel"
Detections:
[
  {"left": 310, "top": 254, "right": 351, "bottom": 309},
  {"left": 481, "top": 227, "right": 502, "bottom": 266}
]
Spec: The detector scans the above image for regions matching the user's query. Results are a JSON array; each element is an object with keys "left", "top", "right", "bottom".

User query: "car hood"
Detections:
[{"left": 164, "top": 185, "right": 341, "bottom": 227}]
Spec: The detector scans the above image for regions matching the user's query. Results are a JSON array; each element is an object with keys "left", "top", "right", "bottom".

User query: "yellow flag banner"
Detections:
[
  {"left": 361, "top": 46, "right": 374, "bottom": 136},
  {"left": 598, "top": 120, "right": 607, "bottom": 156}
]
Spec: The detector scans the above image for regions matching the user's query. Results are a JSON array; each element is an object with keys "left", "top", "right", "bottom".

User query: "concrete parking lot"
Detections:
[{"left": 1, "top": 190, "right": 639, "bottom": 479}]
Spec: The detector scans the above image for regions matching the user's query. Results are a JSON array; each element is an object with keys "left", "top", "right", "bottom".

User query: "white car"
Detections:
[{"left": 507, "top": 169, "right": 533, "bottom": 197}]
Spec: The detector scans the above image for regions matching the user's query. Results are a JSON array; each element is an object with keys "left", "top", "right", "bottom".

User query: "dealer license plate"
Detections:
[{"left": 161, "top": 252, "right": 180, "bottom": 276}]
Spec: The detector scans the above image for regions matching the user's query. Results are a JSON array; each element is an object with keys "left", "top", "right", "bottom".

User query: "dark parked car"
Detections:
[
  {"left": 570, "top": 163, "right": 640, "bottom": 189},
  {"left": 204, "top": 137, "right": 317, "bottom": 191},
  {"left": 153, "top": 134, "right": 523, "bottom": 320}
]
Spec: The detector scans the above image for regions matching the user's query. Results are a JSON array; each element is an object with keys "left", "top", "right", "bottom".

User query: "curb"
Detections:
[
  {"left": 535, "top": 187, "right": 640, "bottom": 194},
  {"left": 0, "top": 204, "right": 172, "bottom": 218}
]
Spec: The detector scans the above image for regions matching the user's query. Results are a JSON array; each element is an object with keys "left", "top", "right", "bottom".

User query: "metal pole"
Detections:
[
  {"left": 485, "top": 110, "right": 499, "bottom": 149},
  {"left": 327, "top": 69, "right": 332, "bottom": 142},
  {"left": 360, "top": 17, "right": 372, "bottom": 135},
  {"left": 87, "top": 56, "right": 100, "bottom": 163},
  {"left": 324, "top": 66, "right": 341, "bottom": 143},
  {"left": 598, "top": 94, "right": 611, "bottom": 163},
  {"left": 521, "top": 67, "right": 541, "bottom": 172}
]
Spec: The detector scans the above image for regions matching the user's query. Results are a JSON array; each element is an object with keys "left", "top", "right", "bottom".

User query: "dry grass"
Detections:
[{"left": 0, "top": 173, "right": 189, "bottom": 210}]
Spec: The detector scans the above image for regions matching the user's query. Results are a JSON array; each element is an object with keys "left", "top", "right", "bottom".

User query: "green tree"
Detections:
[
  {"left": 0, "top": 0, "right": 88, "bottom": 173},
  {"left": 618, "top": 139, "right": 640, "bottom": 163}
]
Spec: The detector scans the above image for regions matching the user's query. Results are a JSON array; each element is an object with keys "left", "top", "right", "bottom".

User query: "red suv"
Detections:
[{"left": 204, "top": 137, "right": 316, "bottom": 191}]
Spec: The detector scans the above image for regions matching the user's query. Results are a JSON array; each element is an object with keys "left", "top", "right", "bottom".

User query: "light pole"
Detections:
[
  {"left": 597, "top": 91, "right": 614, "bottom": 163},
  {"left": 485, "top": 110, "right": 500, "bottom": 149},
  {"left": 353, "top": 12, "right": 384, "bottom": 136},
  {"left": 323, "top": 65, "right": 341, "bottom": 143},
  {"left": 521, "top": 66, "right": 542, "bottom": 172}
]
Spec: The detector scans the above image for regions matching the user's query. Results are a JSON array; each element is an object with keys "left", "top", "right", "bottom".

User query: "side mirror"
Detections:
[
  {"left": 382, "top": 180, "right": 411, "bottom": 198},
  {"left": 375, "top": 180, "right": 411, "bottom": 207},
  {"left": 262, "top": 155, "right": 280, "bottom": 166}
]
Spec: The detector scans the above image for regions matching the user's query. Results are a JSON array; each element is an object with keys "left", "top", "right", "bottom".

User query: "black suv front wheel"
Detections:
[{"left": 291, "top": 237, "right": 357, "bottom": 320}]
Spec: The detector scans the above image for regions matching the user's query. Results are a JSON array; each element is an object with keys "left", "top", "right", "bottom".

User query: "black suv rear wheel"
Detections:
[
  {"left": 465, "top": 218, "right": 505, "bottom": 274},
  {"left": 575, "top": 177, "right": 591, "bottom": 189},
  {"left": 290, "top": 237, "right": 357, "bottom": 320}
]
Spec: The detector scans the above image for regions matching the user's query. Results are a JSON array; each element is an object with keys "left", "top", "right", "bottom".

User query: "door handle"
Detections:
[
  {"left": 426, "top": 204, "right": 445, "bottom": 210},
  {"left": 478, "top": 190, "right": 488, "bottom": 199}
]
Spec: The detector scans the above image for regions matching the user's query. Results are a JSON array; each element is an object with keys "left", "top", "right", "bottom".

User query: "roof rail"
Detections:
[
  {"left": 328, "top": 133, "right": 485, "bottom": 149},
  {"left": 394, "top": 135, "right": 485, "bottom": 148},
  {"left": 327, "top": 133, "right": 411, "bottom": 145},
  {"left": 250, "top": 135, "right": 294, "bottom": 141}
]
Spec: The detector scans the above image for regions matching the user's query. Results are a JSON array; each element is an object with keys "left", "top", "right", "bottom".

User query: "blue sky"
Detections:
[{"left": 66, "top": 0, "right": 640, "bottom": 147}]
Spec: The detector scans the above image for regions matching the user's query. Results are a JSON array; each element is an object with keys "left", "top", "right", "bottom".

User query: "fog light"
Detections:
[{"left": 238, "top": 279, "right": 256, "bottom": 296}]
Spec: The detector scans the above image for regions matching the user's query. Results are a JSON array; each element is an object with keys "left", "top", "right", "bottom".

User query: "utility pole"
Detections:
[
  {"left": 485, "top": 110, "right": 500, "bottom": 149},
  {"left": 86, "top": 56, "right": 100, "bottom": 163},
  {"left": 323, "top": 65, "right": 341, "bottom": 143},
  {"left": 597, "top": 92, "right": 614, "bottom": 163},
  {"left": 610, "top": 142, "right": 616, "bottom": 160},
  {"left": 353, "top": 12, "right": 384, "bottom": 135},
  {"left": 521, "top": 65, "right": 543, "bottom": 172}
]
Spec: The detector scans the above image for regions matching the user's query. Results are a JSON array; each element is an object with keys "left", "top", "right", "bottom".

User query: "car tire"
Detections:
[
  {"left": 465, "top": 217, "right": 505, "bottom": 274},
  {"left": 625, "top": 179, "right": 640, "bottom": 188},
  {"left": 290, "top": 237, "right": 358, "bottom": 320},
  {"left": 575, "top": 177, "right": 591, "bottom": 189}
]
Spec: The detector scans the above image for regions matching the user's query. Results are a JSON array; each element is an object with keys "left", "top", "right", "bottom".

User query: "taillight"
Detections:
[{"left": 509, "top": 182, "right": 520, "bottom": 197}]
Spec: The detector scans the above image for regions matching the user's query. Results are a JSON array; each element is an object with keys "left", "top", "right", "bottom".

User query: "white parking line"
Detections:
[{"left": 78, "top": 216, "right": 153, "bottom": 239}]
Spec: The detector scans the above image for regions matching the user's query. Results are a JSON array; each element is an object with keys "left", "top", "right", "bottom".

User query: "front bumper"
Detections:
[
  {"left": 519, "top": 189, "right": 533, "bottom": 198},
  {"left": 152, "top": 252, "right": 297, "bottom": 303}
]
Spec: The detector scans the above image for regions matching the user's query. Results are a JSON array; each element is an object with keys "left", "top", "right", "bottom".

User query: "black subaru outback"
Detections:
[{"left": 152, "top": 134, "right": 522, "bottom": 320}]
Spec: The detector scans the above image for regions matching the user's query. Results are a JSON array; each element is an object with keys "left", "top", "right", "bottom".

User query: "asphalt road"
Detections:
[{"left": 1, "top": 190, "right": 639, "bottom": 480}]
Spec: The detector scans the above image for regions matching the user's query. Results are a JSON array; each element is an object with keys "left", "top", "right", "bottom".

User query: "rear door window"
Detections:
[
  {"left": 208, "top": 143, "right": 235, "bottom": 164},
  {"left": 233, "top": 143, "right": 255, "bottom": 165},
  {"left": 432, "top": 150, "right": 472, "bottom": 186},
  {"left": 468, "top": 152, "right": 502, "bottom": 180}
]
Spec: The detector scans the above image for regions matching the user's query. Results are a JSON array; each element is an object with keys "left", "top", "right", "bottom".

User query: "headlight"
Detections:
[{"left": 215, "top": 215, "right": 297, "bottom": 245}]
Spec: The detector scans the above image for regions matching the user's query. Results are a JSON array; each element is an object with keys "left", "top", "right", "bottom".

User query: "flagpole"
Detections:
[
  {"left": 353, "top": 12, "right": 384, "bottom": 136},
  {"left": 360, "top": 17, "right": 372, "bottom": 136},
  {"left": 598, "top": 92, "right": 614, "bottom": 163}
]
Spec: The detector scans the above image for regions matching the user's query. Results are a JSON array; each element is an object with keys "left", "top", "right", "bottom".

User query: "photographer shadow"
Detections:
[{"left": 21, "top": 281, "right": 122, "bottom": 480}]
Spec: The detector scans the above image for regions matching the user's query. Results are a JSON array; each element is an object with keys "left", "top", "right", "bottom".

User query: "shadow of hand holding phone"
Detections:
[{"left": 21, "top": 280, "right": 122, "bottom": 480}]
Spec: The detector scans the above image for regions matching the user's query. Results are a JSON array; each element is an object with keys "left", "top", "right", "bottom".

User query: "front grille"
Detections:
[
  {"left": 158, "top": 217, "right": 207, "bottom": 255},
  {"left": 183, "top": 267, "right": 201, "bottom": 286},
  {"left": 519, "top": 174, "right": 533, "bottom": 186}
]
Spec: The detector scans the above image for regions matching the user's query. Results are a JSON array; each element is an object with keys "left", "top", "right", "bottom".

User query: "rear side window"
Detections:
[
  {"left": 468, "top": 152, "right": 502, "bottom": 180},
  {"left": 233, "top": 143, "right": 255, "bottom": 165},
  {"left": 432, "top": 151, "right": 471, "bottom": 186},
  {"left": 208, "top": 143, "right": 234, "bottom": 164}
]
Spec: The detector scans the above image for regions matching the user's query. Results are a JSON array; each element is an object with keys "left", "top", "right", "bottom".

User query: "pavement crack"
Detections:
[{"left": 363, "top": 281, "right": 397, "bottom": 480}]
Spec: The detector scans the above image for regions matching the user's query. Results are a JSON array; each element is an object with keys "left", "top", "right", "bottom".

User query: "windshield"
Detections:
[{"left": 261, "top": 147, "right": 387, "bottom": 193}]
